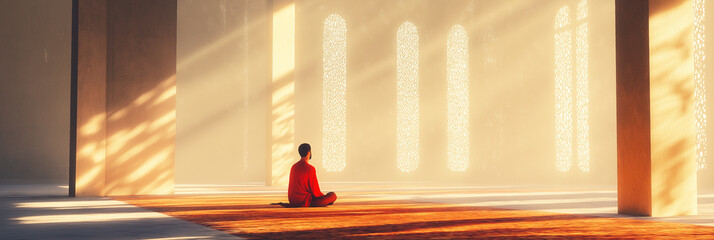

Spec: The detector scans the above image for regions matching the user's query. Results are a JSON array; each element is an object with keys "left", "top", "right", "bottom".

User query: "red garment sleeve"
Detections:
[{"left": 308, "top": 165, "right": 324, "bottom": 198}]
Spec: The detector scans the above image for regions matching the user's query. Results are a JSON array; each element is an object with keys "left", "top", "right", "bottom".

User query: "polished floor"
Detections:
[
  {"left": 3, "top": 184, "right": 714, "bottom": 239},
  {"left": 0, "top": 188, "right": 241, "bottom": 239}
]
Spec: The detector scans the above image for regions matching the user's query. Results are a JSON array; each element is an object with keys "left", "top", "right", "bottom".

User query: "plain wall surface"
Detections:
[
  {"left": 294, "top": 0, "right": 617, "bottom": 186},
  {"left": 0, "top": 0, "right": 71, "bottom": 183},
  {"left": 176, "top": 0, "right": 270, "bottom": 184},
  {"left": 103, "top": 0, "right": 177, "bottom": 195}
]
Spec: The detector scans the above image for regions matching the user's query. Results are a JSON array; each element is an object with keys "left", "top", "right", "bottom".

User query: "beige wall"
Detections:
[
  {"left": 5, "top": 0, "right": 714, "bottom": 191},
  {"left": 75, "top": 0, "right": 107, "bottom": 196},
  {"left": 701, "top": 0, "right": 714, "bottom": 189},
  {"left": 176, "top": 0, "right": 270, "bottom": 184},
  {"left": 101, "top": 0, "right": 177, "bottom": 195},
  {"left": 73, "top": 0, "right": 177, "bottom": 196},
  {"left": 0, "top": 0, "right": 71, "bottom": 183},
  {"left": 294, "top": 0, "right": 617, "bottom": 186}
]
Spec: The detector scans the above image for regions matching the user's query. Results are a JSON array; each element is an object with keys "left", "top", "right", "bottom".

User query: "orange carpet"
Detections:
[{"left": 116, "top": 194, "right": 714, "bottom": 239}]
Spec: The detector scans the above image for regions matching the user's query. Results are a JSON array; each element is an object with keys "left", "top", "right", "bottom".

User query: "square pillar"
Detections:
[
  {"left": 616, "top": 0, "right": 697, "bottom": 217},
  {"left": 71, "top": 0, "right": 176, "bottom": 196},
  {"left": 104, "top": 0, "right": 176, "bottom": 196},
  {"left": 73, "top": 0, "right": 108, "bottom": 196}
]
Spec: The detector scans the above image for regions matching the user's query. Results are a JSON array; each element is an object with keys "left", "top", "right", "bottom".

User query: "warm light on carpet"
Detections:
[{"left": 117, "top": 192, "right": 714, "bottom": 239}]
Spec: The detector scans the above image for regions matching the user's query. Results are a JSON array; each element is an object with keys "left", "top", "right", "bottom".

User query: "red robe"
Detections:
[{"left": 288, "top": 159, "right": 324, "bottom": 207}]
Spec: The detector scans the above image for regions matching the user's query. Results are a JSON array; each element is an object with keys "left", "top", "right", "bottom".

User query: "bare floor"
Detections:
[
  {"left": 2, "top": 184, "right": 714, "bottom": 239},
  {"left": 0, "top": 184, "right": 241, "bottom": 240}
]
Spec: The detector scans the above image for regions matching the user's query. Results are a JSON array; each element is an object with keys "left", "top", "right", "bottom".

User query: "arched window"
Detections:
[
  {"left": 397, "top": 22, "right": 419, "bottom": 173},
  {"left": 694, "top": 0, "right": 707, "bottom": 170},
  {"left": 322, "top": 14, "right": 347, "bottom": 172},
  {"left": 447, "top": 25, "right": 469, "bottom": 172},
  {"left": 554, "top": 6, "right": 574, "bottom": 172},
  {"left": 575, "top": 0, "right": 590, "bottom": 173},
  {"left": 555, "top": 0, "right": 590, "bottom": 173}
]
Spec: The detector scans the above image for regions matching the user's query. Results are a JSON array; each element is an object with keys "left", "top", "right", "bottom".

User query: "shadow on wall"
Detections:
[
  {"left": 293, "top": 0, "right": 617, "bottom": 186},
  {"left": 105, "top": 76, "right": 176, "bottom": 195},
  {"left": 271, "top": 0, "right": 296, "bottom": 186},
  {"left": 175, "top": 0, "right": 270, "bottom": 185},
  {"left": 649, "top": 0, "right": 697, "bottom": 217},
  {"left": 171, "top": 0, "right": 618, "bottom": 187},
  {"left": 103, "top": 0, "right": 176, "bottom": 196},
  {"left": 76, "top": 75, "right": 176, "bottom": 196},
  {"left": 76, "top": 0, "right": 177, "bottom": 196}
]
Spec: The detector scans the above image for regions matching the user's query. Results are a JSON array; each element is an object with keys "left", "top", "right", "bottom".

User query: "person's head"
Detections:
[{"left": 298, "top": 143, "right": 311, "bottom": 160}]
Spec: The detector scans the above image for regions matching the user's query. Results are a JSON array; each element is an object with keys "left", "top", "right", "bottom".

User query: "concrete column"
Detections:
[
  {"left": 72, "top": 0, "right": 176, "bottom": 196},
  {"left": 616, "top": 0, "right": 697, "bottom": 217},
  {"left": 104, "top": 0, "right": 176, "bottom": 196},
  {"left": 74, "top": 0, "right": 107, "bottom": 196},
  {"left": 268, "top": 0, "right": 296, "bottom": 186}
]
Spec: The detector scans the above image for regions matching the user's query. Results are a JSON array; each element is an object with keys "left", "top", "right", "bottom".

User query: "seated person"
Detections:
[{"left": 284, "top": 143, "right": 337, "bottom": 207}]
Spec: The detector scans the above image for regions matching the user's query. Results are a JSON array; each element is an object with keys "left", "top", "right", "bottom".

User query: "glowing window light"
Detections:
[
  {"left": 553, "top": 1, "right": 590, "bottom": 173},
  {"left": 576, "top": 0, "right": 590, "bottom": 173},
  {"left": 322, "top": 14, "right": 347, "bottom": 172},
  {"left": 397, "top": 22, "right": 419, "bottom": 173},
  {"left": 555, "top": 6, "right": 573, "bottom": 172},
  {"left": 694, "top": 0, "right": 707, "bottom": 170},
  {"left": 447, "top": 25, "right": 469, "bottom": 172}
]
